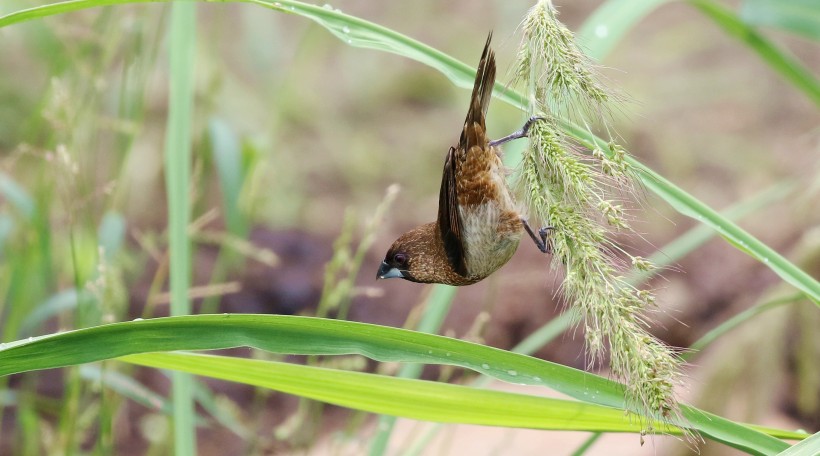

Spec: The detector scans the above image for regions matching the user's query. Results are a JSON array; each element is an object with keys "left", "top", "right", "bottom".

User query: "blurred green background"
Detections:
[{"left": 0, "top": 0, "right": 818, "bottom": 454}]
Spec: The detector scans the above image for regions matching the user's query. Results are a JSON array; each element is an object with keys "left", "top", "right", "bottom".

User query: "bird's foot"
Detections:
[
  {"left": 522, "top": 218, "right": 554, "bottom": 254},
  {"left": 489, "top": 116, "right": 546, "bottom": 147}
]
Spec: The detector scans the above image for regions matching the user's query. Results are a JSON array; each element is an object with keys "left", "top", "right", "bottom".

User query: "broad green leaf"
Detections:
[
  {"left": 775, "top": 431, "right": 820, "bottom": 456},
  {"left": 0, "top": 315, "right": 803, "bottom": 454},
  {"left": 741, "top": 0, "right": 820, "bottom": 42},
  {"left": 121, "top": 351, "right": 660, "bottom": 433}
]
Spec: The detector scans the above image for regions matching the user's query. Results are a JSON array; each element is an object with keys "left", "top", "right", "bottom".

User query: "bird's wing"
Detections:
[
  {"left": 459, "top": 32, "right": 495, "bottom": 151},
  {"left": 437, "top": 32, "right": 495, "bottom": 278},
  {"left": 438, "top": 146, "right": 467, "bottom": 276}
]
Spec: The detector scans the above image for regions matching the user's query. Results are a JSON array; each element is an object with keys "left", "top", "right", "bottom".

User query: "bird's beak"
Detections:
[{"left": 377, "top": 261, "right": 404, "bottom": 280}]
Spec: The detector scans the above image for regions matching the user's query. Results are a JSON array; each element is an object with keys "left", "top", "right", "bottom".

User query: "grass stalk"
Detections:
[{"left": 164, "top": 2, "right": 197, "bottom": 453}]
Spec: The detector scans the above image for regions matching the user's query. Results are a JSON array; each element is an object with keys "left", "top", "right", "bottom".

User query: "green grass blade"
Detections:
[
  {"left": 629, "top": 181, "right": 796, "bottom": 286},
  {"left": 740, "top": 0, "right": 820, "bottom": 42},
  {"left": 78, "top": 365, "right": 172, "bottom": 415},
  {"left": 626, "top": 157, "right": 820, "bottom": 305},
  {"left": 683, "top": 293, "right": 805, "bottom": 360},
  {"left": 688, "top": 0, "right": 820, "bottom": 107},
  {"left": 165, "top": 2, "right": 197, "bottom": 453},
  {"left": 0, "top": 315, "right": 803, "bottom": 453},
  {"left": 121, "top": 351, "right": 663, "bottom": 433},
  {"left": 208, "top": 118, "right": 248, "bottom": 237},
  {"left": 775, "top": 431, "right": 820, "bottom": 456},
  {"left": 570, "top": 432, "right": 603, "bottom": 456}
]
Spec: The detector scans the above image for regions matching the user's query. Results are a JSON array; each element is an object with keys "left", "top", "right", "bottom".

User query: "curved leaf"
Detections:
[
  {"left": 122, "top": 351, "right": 660, "bottom": 433},
  {"left": 741, "top": 0, "right": 820, "bottom": 42},
  {"left": 0, "top": 315, "right": 802, "bottom": 454}
]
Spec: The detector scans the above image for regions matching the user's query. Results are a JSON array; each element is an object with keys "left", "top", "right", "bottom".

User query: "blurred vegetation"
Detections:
[{"left": 0, "top": 0, "right": 818, "bottom": 455}]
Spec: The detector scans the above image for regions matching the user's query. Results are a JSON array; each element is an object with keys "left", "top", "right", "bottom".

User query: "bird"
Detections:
[{"left": 376, "top": 33, "right": 549, "bottom": 286}]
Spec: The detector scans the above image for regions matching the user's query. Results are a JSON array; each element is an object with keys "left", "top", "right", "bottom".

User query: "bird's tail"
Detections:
[{"left": 461, "top": 32, "right": 496, "bottom": 149}]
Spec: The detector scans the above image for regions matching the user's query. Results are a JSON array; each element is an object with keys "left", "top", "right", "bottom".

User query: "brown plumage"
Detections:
[{"left": 377, "top": 33, "right": 548, "bottom": 286}]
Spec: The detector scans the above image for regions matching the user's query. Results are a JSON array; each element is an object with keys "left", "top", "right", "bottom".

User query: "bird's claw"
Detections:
[
  {"left": 521, "top": 116, "right": 546, "bottom": 137},
  {"left": 522, "top": 219, "right": 554, "bottom": 254},
  {"left": 489, "top": 116, "right": 547, "bottom": 147},
  {"left": 537, "top": 226, "right": 554, "bottom": 255}
]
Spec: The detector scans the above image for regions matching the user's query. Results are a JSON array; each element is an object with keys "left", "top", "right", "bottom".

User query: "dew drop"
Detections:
[
  {"left": 322, "top": 3, "right": 333, "bottom": 9},
  {"left": 132, "top": 317, "right": 143, "bottom": 322},
  {"left": 481, "top": 363, "right": 490, "bottom": 370},
  {"left": 507, "top": 370, "right": 518, "bottom": 377},
  {"left": 533, "top": 376, "right": 542, "bottom": 382},
  {"left": 341, "top": 25, "right": 350, "bottom": 34}
]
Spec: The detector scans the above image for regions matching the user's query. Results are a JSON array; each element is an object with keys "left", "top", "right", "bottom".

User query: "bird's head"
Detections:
[
  {"left": 376, "top": 228, "right": 430, "bottom": 283},
  {"left": 377, "top": 246, "right": 413, "bottom": 281},
  {"left": 376, "top": 222, "right": 471, "bottom": 285}
]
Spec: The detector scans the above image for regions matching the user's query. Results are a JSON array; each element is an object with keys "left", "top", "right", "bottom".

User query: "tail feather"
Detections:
[{"left": 460, "top": 32, "right": 495, "bottom": 150}]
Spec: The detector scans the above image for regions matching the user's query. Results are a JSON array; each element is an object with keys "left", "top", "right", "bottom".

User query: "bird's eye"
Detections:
[{"left": 393, "top": 253, "right": 408, "bottom": 266}]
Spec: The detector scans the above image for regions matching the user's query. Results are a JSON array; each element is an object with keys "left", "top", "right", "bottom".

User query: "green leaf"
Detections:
[
  {"left": 164, "top": 2, "right": 197, "bottom": 453},
  {"left": 0, "top": 315, "right": 804, "bottom": 454},
  {"left": 121, "top": 351, "right": 658, "bottom": 433},
  {"left": 741, "top": 0, "right": 820, "bottom": 41},
  {"left": 689, "top": 0, "right": 820, "bottom": 107},
  {"left": 775, "top": 431, "right": 820, "bottom": 456},
  {"left": 208, "top": 118, "right": 248, "bottom": 237},
  {"left": 684, "top": 293, "right": 803, "bottom": 360}
]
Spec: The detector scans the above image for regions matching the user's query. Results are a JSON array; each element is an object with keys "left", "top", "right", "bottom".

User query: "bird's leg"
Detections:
[
  {"left": 489, "top": 116, "right": 545, "bottom": 147},
  {"left": 521, "top": 218, "right": 554, "bottom": 254}
]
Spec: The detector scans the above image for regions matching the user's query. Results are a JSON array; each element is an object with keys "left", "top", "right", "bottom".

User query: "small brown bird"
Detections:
[{"left": 377, "top": 33, "right": 549, "bottom": 286}]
